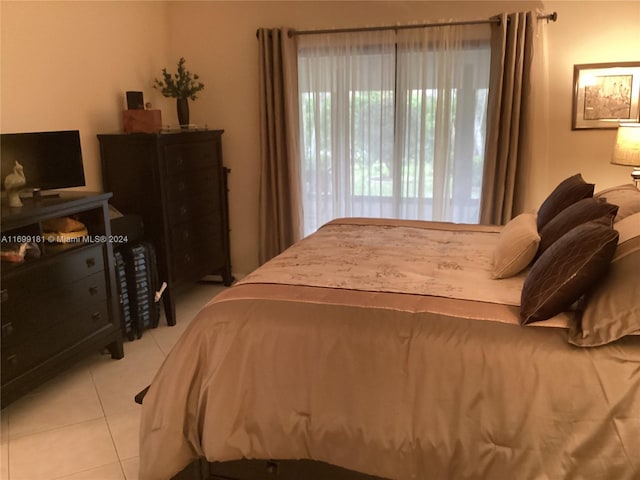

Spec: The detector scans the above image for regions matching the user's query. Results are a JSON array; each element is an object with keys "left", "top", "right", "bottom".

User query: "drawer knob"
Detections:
[
  {"left": 266, "top": 461, "right": 278, "bottom": 474},
  {"left": 91, "top": 312, "right": 102, "bottom": 322},
  {"left": 86, "top": 258, "right": 96, "bottom": 268},
  {"left": 89, "top": 286, "right": 99, "bottom": 296},
  {"left": 1, "top": 323, "right": 14, "bottom": 338},
  {"left": 179, "top": 206, "right": 188, "bottom": 216},
  {"left": 178, "top": 181, "right": 186, "bottom": 192},
  {"left": 1, "top": 289, "right": 8, "bottom": 303}
]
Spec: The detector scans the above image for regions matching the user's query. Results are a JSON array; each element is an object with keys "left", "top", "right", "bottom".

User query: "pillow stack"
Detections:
[
  {"left": 491, "top": 174, "right": 638, "bottom": 341},
  {"left": 492, "top": 174, "right": 599, "bottom": 281},
  {"left": 519, "top": 173, "right": 622, "bottom": 324}
]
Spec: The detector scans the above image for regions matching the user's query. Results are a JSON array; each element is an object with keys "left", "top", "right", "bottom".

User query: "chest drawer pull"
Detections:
[
  {"left": 1, "top": 289, "right": 8, "bottom": 303},
  {"left": 1, "top": 323, "right": 14, "bottom": 338},
  {"left": 91, "top": 312, "right": 102, "bottom": 322},
  {"left": 179, "top": 206, "right": 188, "bottom": 216},
  {"left": 86, "top": 257, "right": 96, "bottom": 268},
  {"left": 266, "top": 461, "right": 278, "bottom": 474},
  {"left": 89, "top": 286, "right": 99, "bottom": 296}
]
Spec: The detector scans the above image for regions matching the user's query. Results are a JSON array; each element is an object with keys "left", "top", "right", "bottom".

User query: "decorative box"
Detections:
[{"left": 122, "top": 109, "right": 162, "bottom": 133}]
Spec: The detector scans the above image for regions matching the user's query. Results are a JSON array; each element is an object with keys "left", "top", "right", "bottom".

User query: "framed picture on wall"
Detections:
[{"left": 572, "top": 61, "right": 640, "bottom": 130}]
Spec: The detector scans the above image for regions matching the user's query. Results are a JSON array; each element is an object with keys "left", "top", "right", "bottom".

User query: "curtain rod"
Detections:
[{"left": 285, "top": 12, "right": 557, "bottom": 38}]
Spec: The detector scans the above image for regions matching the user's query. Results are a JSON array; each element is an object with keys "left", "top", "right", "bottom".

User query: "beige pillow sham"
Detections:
[{"left": 492, "top": 212, "right": 540, "bottom": 279}]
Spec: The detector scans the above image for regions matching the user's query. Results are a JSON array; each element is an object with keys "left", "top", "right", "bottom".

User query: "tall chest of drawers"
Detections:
[
  {"left": 98, "top": 130, "right": 232, "bottom": 326},
  {"left": 1, "top": 192, "right": 124, "bottom": 407}
]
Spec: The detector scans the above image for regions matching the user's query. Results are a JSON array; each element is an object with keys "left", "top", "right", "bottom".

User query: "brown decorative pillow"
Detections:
[
  {"left": 537, "top": 197, "right": 618, "bottom": 257},
  {"left": 537, "top": 174, "right": 595, "bottom": 230},
  {"left": 569, "top": 235, "right": 640, "bottom": 347},
  {"left": 520, "top": 222, "right": 619, "bottom": 324},
  {"left": 594, "top": 184, "right": 640, "bottom": 222},
  {"left": 492, "top": 212, "right": 540, "bottom": 279}
]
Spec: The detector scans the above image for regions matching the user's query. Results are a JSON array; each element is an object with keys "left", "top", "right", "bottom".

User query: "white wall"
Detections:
[
  {"left": 543, "top": 1, "right": 640, "bottom": 196},
  {"left": 2, "top": 1, "right": 639, "bottom": 277},
  {"left": 0, "top": 1, "right": 172, "bottom": 190}
]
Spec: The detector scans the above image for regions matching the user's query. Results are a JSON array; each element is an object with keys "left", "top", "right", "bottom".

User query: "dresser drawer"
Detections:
[
  {"left": 1, "top": 301, "right": 111, "bottom": 382},
  {"left": 172, "top": 247, "right": 218, "bottom": 284},
  {"left": 166, "top": 167, "right": 221, "bottom": 205},
  {"left": 170, "top": 216, "right": 223, "bottom": 284},
  {"left": 1, "top": 244, "right": 105, "bottom": 301},
  {"left": 167, "top": 191, "right": 221, "bottom": 224},
  {"left": 2, "top": 271, "right": 107, "bottom": 346},
  {"left": 163, "top": 139, "right": 220, "bottom": 177},
  {"left": 169, "top": 215, "right": 221, "bottom": 255}
]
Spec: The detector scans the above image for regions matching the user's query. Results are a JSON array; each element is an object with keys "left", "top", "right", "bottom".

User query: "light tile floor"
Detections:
[{"left": 1, "top": 283, "right": 227, "bottom": 480}]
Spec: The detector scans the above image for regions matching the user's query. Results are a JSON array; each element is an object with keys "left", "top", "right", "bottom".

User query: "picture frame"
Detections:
[{"left": 572, "top": 62, "right": 640, "bottom": 130}]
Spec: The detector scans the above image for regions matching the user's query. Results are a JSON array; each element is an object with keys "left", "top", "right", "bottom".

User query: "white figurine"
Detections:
[{"left": 5, "top": 161, "right": 26, "bottom": 207}]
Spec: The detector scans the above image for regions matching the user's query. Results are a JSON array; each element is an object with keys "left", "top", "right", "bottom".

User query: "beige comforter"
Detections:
[{"left": 139, "top": 219, "right": 640, "bottom": 480}]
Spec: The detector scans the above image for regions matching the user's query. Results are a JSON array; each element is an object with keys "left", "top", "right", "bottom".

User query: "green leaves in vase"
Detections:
[{"left": 153, "top": 57, "right": 204, "bottom": 100}]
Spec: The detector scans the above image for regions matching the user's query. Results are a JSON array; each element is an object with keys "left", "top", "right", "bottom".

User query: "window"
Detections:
[{"left": 298, "top": 26, "right": 491, "bottom": 235}]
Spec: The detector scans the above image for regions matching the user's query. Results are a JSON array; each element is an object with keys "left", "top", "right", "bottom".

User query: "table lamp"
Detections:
[{"left": 612, "top": 122, "right": 640, "bottom": 190}]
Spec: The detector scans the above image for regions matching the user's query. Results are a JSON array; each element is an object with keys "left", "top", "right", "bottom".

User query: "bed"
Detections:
[{"left": 139, "top": 177, "right": 640, "bottom": 480}]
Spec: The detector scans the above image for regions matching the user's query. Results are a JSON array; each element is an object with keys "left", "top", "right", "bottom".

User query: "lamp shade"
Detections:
[{"left": 612, "top": 123, "right": 640, "bottom": 167}]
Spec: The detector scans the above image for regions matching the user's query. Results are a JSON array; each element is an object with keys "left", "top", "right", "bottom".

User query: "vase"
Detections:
[{"left": 176, "top": 98, "right": 190, "bottom": 128}]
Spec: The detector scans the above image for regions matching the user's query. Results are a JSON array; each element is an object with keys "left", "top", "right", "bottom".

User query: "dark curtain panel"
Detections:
[
  {"left": 480, "top": 11, "right": 536, "bottom": 225},
  {"left": 257, "top": 28, "right": 302, "bottom": 264}
]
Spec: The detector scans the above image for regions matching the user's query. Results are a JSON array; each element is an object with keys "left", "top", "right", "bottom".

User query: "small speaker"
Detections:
[{"left": 126, "top": 91, "right": 144, "bottom": 110}]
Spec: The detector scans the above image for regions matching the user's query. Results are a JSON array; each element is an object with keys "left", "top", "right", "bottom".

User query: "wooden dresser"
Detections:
[
  {"left": 1, "top": 192, "right": 124, "bottom": 407},
  {"left": 98, "top": 130, "right": 232, "bottom": 326}
]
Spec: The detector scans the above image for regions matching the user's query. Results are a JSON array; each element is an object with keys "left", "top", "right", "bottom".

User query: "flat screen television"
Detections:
[{"left": 1, "top": 130, "right": 86, "bottom": 195}]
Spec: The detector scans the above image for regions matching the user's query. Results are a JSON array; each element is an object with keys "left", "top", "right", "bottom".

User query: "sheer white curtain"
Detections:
[
  {"left": 297, "top": 24, "right": 491, "bottom": 235},
  {"left": 396, "top": 25, "right": 490, "bottom": 223},
  {"left": 298, "top": 31, "right": 396, "bottom": 235}
]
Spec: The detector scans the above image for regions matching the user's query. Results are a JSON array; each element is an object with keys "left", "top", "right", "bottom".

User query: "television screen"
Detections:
[{"left": 1, "top": 130, "right": 86, "bottom": 193}]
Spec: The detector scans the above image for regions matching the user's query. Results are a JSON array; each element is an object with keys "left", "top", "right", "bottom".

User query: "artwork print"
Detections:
[
  {"left": 583, "top": 74, "right": 632, "bottom": 120},
  {"left": 572, "top": 62, "right": 640, "bottom": 130}
]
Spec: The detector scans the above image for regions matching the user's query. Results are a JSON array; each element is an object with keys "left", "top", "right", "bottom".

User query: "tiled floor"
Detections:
[{"left": 1, "top": 283, "right": 227, "bottom": 480}]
